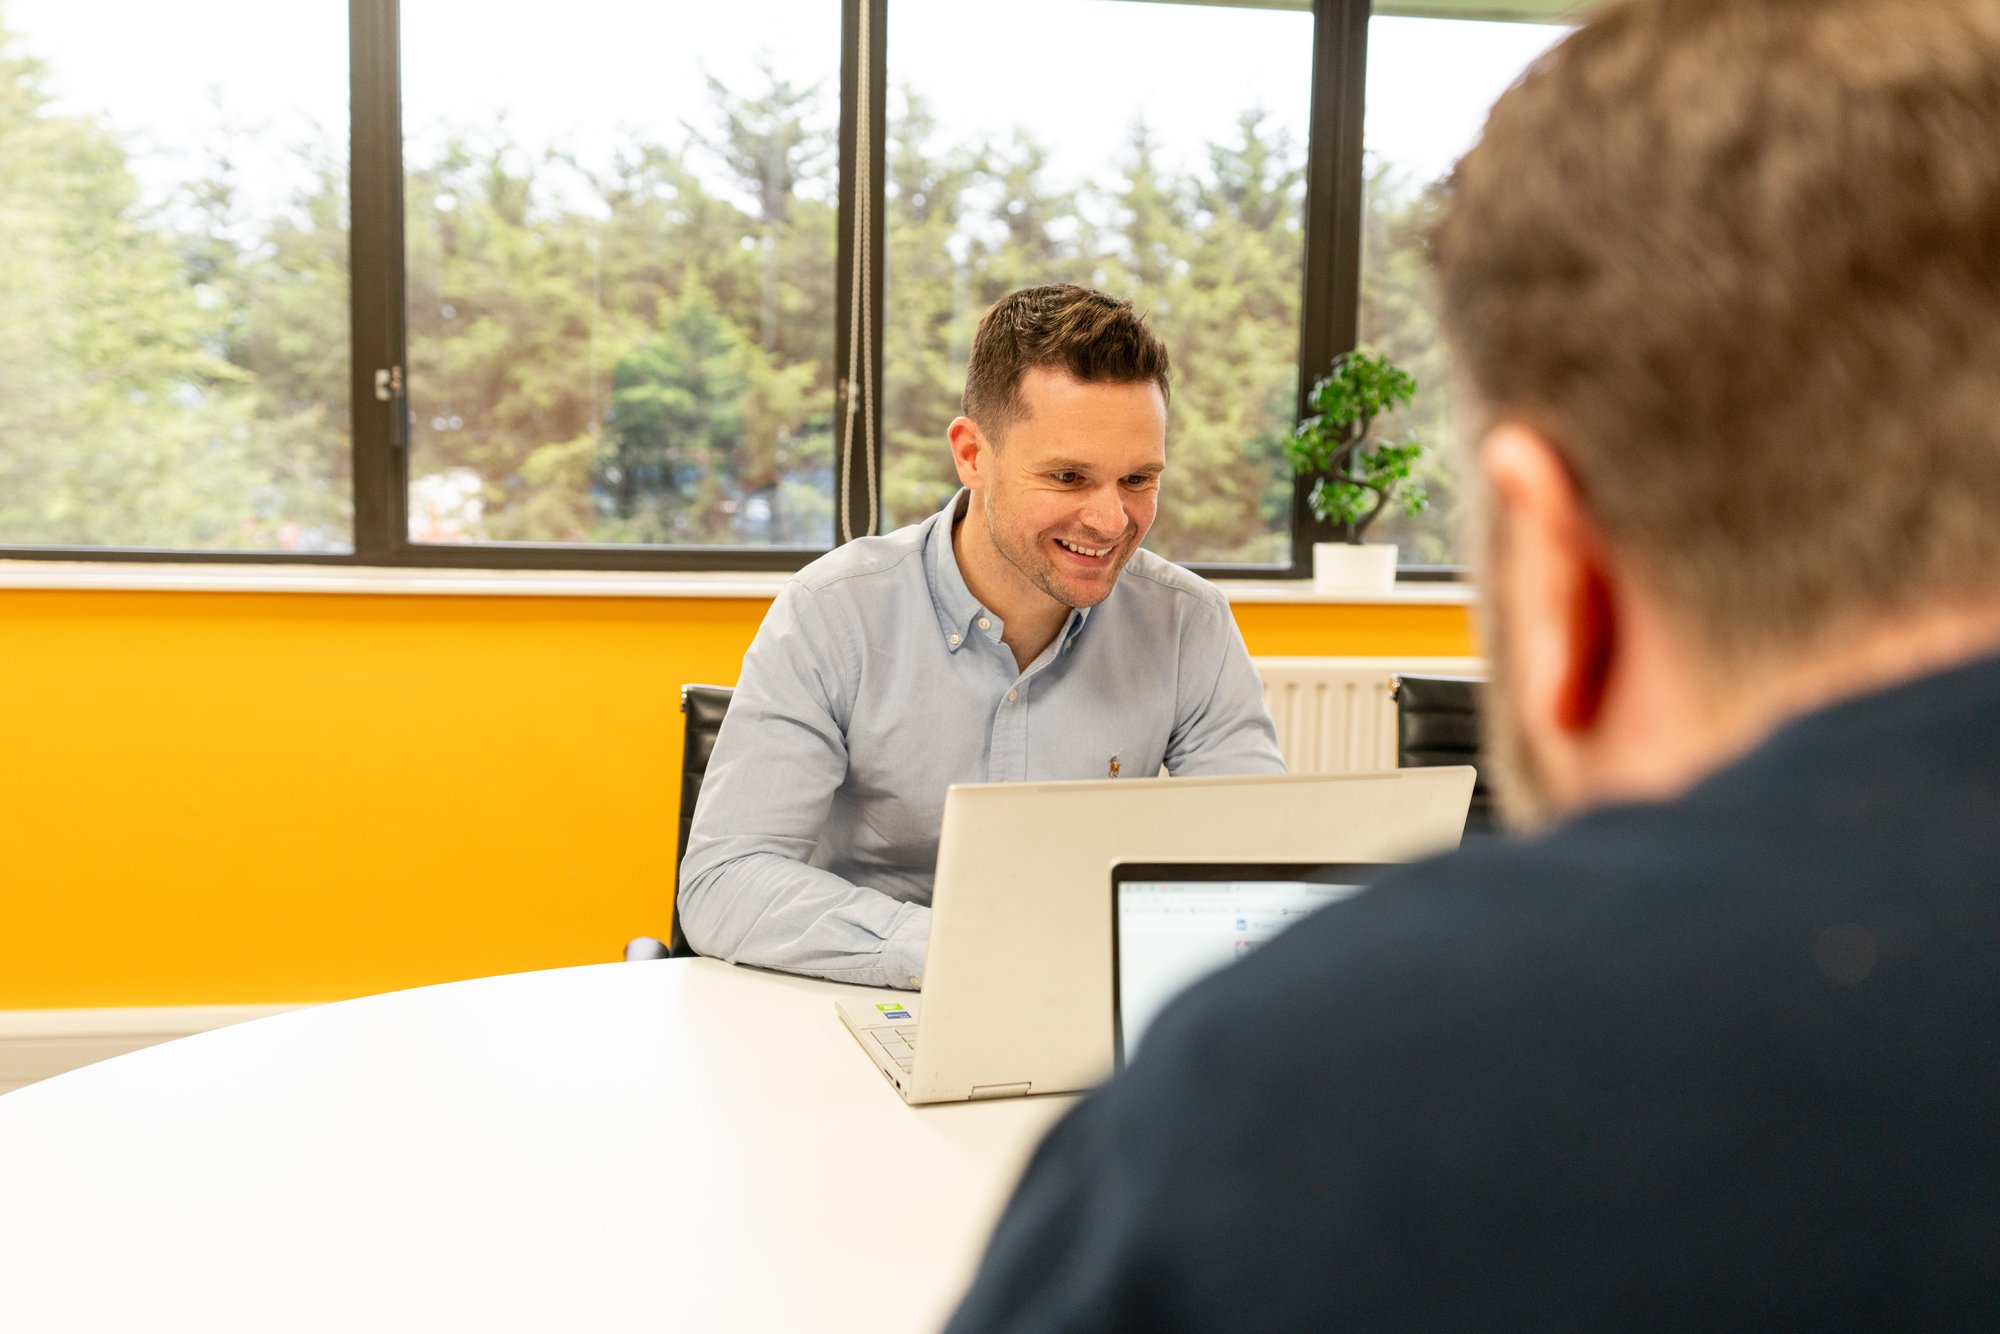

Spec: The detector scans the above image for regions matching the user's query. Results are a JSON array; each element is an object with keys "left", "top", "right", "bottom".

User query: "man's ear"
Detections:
[
  {"left": 948, "top": 417, "right": 988, "bottom": 491},
  {"left": 1481, "top": 423, "right": 1617, "bottom": 739}
]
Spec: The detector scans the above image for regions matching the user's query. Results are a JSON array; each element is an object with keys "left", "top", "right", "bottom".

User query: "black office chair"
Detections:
[
  {"left": 1390, "top": 674, "right": 1497, "bottom": 837},
  {"left": 623, "top": 683, "right": 735, "bottom": 961}
]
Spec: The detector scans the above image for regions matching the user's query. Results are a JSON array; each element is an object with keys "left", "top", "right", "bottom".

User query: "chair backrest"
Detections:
[
  {"left": 1391, "top": 674, "right": 1496, "bottom": 836},
  {"left": 671, "top": 683, "right": 735, "bottom": 957}
]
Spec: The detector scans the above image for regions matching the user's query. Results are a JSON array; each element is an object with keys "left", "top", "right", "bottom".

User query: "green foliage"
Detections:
[
  {"left": 1285, "top": 348, "right": 1429, "bottom": 543},
  {"left": 392, "top": 66, "right": 843, "bottom": 546},
  {"left": 597, "top": 280, "right": 829, "bottom": 544},
  {"left": 0, "top": 16, "right": 331, "bottom": 548}
]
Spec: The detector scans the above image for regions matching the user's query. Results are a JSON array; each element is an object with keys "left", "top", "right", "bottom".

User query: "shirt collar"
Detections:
[
  {"left": 923, "top": 489, "right": 1100, "bottom": 656},
  {"left": 924, "top": 491, "right": 985, "bottom": 653}
]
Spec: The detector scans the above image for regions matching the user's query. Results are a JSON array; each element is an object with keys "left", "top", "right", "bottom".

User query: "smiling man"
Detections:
[{"left": 676, "top": 284, "right": 1285, "bottom": 987}]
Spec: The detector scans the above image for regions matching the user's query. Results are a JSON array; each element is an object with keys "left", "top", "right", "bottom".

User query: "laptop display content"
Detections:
[{"left": 1112, "top": 862, "right": 1382, "bottom": 1067}]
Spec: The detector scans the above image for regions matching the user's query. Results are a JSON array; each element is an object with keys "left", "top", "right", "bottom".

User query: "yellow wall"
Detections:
[{"left": 0, "top": 587, "right": 1472, "bottom": 1009}]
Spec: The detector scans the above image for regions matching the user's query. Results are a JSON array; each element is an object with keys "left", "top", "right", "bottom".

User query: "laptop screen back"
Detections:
[{"left": 1112, "top": 862, "right": 1380, "bottom": 1066}]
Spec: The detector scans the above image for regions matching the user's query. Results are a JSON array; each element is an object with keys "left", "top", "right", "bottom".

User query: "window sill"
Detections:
[
  {"left": 0, "top": 559, "right": 1474, "bottom": 606},
  {"left": 1208, "top": 579, "right": 1474, "bottom": 607}
]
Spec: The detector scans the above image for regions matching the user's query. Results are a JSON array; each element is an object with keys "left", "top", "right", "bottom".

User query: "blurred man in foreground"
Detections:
[{"left": 950, "top": 0, "right": 2000, "bottom": 1326}]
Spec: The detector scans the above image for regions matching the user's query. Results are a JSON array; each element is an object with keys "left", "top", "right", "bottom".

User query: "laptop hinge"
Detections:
[{"left": 968, "top": 1081, "right": 1032, "bottom": 1100}]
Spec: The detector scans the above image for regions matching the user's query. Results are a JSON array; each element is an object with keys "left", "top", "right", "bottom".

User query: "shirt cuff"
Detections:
[{"left": 885, "top": 903, "right": 933, "bottom": 991}]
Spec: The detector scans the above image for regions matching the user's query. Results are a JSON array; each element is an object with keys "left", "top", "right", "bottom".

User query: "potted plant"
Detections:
[{"left": 1285, "top": 349, "right": 1429, "bottom": 593}]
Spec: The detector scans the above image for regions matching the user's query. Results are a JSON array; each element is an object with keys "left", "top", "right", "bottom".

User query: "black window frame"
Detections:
[{"left": 0, "top": 0, "right": 1466, "bottom": 582}]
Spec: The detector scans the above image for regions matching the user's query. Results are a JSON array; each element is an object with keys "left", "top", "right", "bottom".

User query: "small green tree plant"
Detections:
[{"left": 1284, "top": 348, "right": 1428, "bottom": 543}]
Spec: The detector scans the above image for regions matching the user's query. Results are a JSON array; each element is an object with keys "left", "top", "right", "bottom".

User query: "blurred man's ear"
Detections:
[
  {"left": 948, "top": 416, "right": 990, "bottom": 491},
  {"left": 1482, "top": 424, "right": 1619, "bottom": 757}
]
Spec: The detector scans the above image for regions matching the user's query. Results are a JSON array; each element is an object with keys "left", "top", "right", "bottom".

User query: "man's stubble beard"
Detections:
[
  {"left": 1475, "top": 500, "right": 1562, "bottom": 834},
  {"left": 981, "top": 488, "right": 1132, "bottom": 613}
]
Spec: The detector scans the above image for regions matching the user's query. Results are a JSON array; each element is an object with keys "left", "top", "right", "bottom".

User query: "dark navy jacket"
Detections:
[{"left": 950, "top": 653, "right": 2000, "bottom": 1331}]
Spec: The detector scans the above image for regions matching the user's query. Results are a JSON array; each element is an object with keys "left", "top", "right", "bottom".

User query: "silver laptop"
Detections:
[
  {"left": 1112, "top": 861, "right": 1380, "bottom": 1067},
  {"left": 837, "top": 766, "right": 1473, "bottom": 1103}
]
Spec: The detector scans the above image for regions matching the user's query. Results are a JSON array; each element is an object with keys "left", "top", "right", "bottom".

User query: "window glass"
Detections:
[
  {"left": 0, "top": 1, "right": 351, "bottom": 551},
  {"left": 883, "top": 0, "right": 1312, "bottom": 565},
  {"left": 400, "top": 2, "right": 842, "bottom": 548},
  {"left": 1359, "top": 15, "right": 1568, "bottom": 567}
]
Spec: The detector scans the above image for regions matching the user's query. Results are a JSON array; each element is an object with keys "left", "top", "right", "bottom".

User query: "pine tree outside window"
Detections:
[{"left": 0, "top": 0, "right": 351, "bottom": 552}]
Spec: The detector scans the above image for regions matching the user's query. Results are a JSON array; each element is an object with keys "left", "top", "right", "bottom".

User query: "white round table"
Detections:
[{"left": 0, "top": 959, "right": 1072, "bottom": 1332}]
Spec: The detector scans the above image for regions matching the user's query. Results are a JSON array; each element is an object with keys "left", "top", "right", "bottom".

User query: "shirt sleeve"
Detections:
[
  {"left": 676, "top": 581, "right": 931, "bottom": 990},
  {"left": 1163, "top": 595, "right": 1288, "bottom": 778}
]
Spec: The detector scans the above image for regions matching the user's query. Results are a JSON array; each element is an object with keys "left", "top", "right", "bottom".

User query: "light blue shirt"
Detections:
[{"left": 677, "top": 492, "right": 1287, "bottom": 989}]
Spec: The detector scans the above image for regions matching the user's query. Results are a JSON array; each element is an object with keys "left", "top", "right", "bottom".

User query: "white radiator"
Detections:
[{"left": 1254, "top": 656, "right": 1484, "bottom": 775}]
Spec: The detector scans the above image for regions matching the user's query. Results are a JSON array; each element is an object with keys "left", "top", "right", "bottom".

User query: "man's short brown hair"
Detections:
[
  {"left": 1433, "top": 0, "right": 2000, "bottom": 660},
  {"left": 961, "top": 284, "right": 1172, "bottom": 438}
]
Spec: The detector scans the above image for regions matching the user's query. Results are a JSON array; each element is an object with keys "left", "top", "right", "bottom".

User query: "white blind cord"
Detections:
[{"left": 839, "top": 0, "right": 879, "bottom": 544}]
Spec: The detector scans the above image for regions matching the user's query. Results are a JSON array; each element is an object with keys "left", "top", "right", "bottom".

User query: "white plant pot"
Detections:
[{"left": 1312, "top": 541, "right": 1398, "bottom": 594}]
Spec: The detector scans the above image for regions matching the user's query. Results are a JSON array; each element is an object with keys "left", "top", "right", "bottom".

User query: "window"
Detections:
[
  {"left": 883, "top": 0, "right": 1312, "bottom": 566},
  {"left": 399, "top": 0, "right": 841, "bottom": 550},
  {"left": 0, "top": 0, "right": 1581, "bottom": 576},
  {"left": 0, "top": 0, "right": 351, "bottom": 551},
  {"left": 1358, "top": 12, "right": 1570, "bottom": 568}
]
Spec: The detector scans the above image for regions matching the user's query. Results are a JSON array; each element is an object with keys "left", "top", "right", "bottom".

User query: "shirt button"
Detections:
[
  {"left": 978, "top": 617, "right": 991, "bottom": 630},
  {"left": 1007, "top": 689, "right": 1018, "bottom": 702},
  {"left": 948, "top": 633, "right": 961, "bottom": 646}
]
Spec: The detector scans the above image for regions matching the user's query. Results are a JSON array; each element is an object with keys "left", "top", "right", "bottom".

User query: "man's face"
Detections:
[{"left": 961, "top": 367, "right": 1168, "bottom": 612}]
